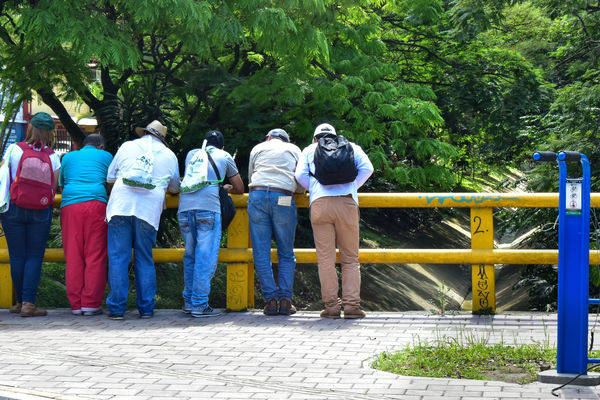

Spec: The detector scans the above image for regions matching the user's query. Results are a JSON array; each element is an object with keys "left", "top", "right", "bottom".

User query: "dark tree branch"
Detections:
[
  {"left": 574, "top": 12, "right": 593, "bottom": 39},
  {"left": 555, "top": 43, "right": 595, "bottom": 69},
  {"left": 80, "top": 88, "right": 101, "bottom": 110},
  {"left": 396, "top": 79, "right": 452, "bottom": 87},
  {"left": 383, "top": 39, "right": 459, "bottom": 68},
  {"left": 586, "top": 0, "right": 600, "bottom": 12},
  {"left": 117, "top": 69, "right": 133, "bottom": 86},
  {"left": 100, "top": 65, "right": 119, "bottom": 96},
  {"left": 37, "top": 88, "right": 85, "bottom": 147},
  {"left": 229, "top": 44, "right": 240, "bottom": 73},
  {"left": 311, "top": 59, "right": 342, "bottom": 80}
]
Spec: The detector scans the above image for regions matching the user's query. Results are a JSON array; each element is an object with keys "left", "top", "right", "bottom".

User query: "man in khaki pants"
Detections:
[{"left": 295, "top": 123, "right": 373, "bottom": 319}]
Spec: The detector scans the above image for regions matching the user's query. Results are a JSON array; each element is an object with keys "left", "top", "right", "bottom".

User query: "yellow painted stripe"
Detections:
[
  {"left": 56, "top": 192, "right": 600, "bottom": 209},
  {"left": 18, "top": 248, "right": 600, "bottom": 265}
]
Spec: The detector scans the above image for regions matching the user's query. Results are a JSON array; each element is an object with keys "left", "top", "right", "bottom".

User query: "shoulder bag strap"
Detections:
[{"left": 206, "top": 151, "right": 224, "bottom": 183}]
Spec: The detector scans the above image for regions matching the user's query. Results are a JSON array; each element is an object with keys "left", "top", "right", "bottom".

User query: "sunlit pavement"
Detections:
[{"left": 0, "top": 310, "right": 597, "bottom": 399}]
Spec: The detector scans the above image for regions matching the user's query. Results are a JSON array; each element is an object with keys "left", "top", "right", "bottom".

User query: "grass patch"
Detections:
[
  {"left": 372, "top": 323, "right": 600, "bottom": 385},
  {"left": 372, "top": 340, "right": 556, "bottom": 384}
]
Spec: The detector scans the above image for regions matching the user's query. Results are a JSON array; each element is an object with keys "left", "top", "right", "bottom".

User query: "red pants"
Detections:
[{"left": 60, "top": 201, "right": 108, "bottom": 310}]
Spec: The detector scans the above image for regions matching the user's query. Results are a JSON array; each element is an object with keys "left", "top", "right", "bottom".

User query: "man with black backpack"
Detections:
[{"left": 295, "top": 123, "right": 373, "bottom": 319}]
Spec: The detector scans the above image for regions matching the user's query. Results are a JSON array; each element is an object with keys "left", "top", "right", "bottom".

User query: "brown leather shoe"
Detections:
[
  {"left": 279, "top": 299, "right": 296, "bottom": 315},
  {"left": 20, "top": 302, "right": 47, "bottom": 317},
  {"left": 263, "top": 298, "right": 278, "bottom": 316},
  {"left": 343, "top": 308, "right": 366, "bottom": 319},
  {"left": 320, "top": 309, "right": 341, "bottom": 319},
  {"left": 9, "top": 302, "right": 22, "bottom": 313}
]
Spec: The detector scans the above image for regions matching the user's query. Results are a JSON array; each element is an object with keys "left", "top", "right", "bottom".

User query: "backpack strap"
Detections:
[
  {"left": 16, "top": 141, "right": 28, "bottom": 151},
  {"left": 17, "top": 141, "right": 54, "bottom": 155},
  {"left": 42, "top": 146, "right": 55, "bottom": 156}
]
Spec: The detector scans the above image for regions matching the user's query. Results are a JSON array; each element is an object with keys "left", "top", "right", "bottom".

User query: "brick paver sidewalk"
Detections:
[{"left": 0, "top": 310, "right": 598, "bottom": 399}]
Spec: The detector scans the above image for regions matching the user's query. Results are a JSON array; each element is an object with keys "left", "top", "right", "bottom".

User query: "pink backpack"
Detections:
[{"left": 10, "top": 141, "right": 55, "bottom": 209}]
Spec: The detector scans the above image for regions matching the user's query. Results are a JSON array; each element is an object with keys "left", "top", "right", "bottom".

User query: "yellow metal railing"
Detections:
[{"left": 2, "top": 192, "right": 599, "bottom": 312}]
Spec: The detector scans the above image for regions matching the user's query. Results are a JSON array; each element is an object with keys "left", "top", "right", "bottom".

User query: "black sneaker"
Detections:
[
  {"left": 191, "top": 306, "right": 221, "bottom": 318},
  {"left": 108, "top": 313, "right": 124, "bottom": 320},
  {"left": 139, "top": 312, "right": 154, "bottom": 319}
]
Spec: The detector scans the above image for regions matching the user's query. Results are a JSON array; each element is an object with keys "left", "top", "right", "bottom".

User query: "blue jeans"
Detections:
[
  {"left": 178, "top": 210, "right": 222, "bottom": 311},
  {"left": 0, "top": 205, "right": 52, "bottom": 304},
  {"left": 106, "top": 215, "right": 157, "bottom": 316},
  {"left": 248, "top": 190, "right": 297, "bottom": 301}
]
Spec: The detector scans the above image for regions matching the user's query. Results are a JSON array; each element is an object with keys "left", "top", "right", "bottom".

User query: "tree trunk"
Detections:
[{"left": 36, "top": 88, "right": 85, "bottom": 148}]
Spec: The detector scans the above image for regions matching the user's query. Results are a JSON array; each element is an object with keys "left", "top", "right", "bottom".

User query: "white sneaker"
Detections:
[
  {"left": 82, "top": 308, "right": 103, "bottom": 316},
  {"left": 191, "top": 306, "right": 222, "bottom": 318}
]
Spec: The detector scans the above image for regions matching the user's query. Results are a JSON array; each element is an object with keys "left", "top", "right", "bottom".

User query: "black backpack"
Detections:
[{"left": 311, "top": 134, "right": 358, "bottom": 185}]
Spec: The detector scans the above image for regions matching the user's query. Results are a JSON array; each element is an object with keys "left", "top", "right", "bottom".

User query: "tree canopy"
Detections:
[
  {"left": 0, "top": 0, "right": 521, "bottom": 192},
  {"left": 0, "top": 0, "right": 595, "bottom": 194}
]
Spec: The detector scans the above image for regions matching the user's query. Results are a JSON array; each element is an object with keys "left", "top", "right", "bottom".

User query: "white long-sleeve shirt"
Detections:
[
  {"left": 248, "top": 138, "right": 302, "bottom": 193},
  {"left": 295, "top": 140, "right": 373, "bottom": 205}
]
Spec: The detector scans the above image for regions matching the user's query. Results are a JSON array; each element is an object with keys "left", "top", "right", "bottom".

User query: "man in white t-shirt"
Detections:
[{"left": 105, "top": 120, "right": 180, "bottom": 320}]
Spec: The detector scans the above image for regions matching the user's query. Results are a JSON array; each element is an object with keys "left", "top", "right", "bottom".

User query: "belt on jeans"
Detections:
[{"left": 249, "top": 186, "right": 293, "bottom": 196}]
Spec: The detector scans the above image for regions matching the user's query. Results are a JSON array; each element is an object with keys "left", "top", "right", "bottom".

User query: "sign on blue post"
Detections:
[{"left": 1, "top": 123, "right": 25, "bottom": 158}]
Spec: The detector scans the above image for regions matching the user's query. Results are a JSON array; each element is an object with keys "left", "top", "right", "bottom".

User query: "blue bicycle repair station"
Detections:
[{"left": 533, "top": 151, "right": 600, "bottom": 382}]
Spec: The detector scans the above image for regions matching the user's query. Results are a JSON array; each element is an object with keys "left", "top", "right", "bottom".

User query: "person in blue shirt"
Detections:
[{"left": 59, "top": 134, "right": 113, "bottom": 316}]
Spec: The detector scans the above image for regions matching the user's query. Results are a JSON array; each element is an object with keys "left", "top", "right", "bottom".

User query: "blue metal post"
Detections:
[
  {"left": 533, "top": 151, "right": 591, "bottom": 374},
  {"left": 556, "top": 153, "right": 590, "bottom": 373}
]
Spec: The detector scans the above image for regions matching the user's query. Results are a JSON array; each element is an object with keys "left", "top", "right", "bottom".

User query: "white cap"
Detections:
[{"left": 313, "top": 123, "right": 336, "bottom": 137}]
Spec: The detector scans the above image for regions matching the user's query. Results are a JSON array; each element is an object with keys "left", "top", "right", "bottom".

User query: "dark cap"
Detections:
[
  {"left": 205, "top": 130, "right": 224, "bottom": 148},
  {"left": 30, "top": 112, "right": 55, "bottom": 130},
  {"left": 267, "top": 128, "right": 290, "bottom": 143}
]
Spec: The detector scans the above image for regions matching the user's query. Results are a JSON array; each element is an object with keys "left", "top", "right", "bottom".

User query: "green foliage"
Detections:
[
  {"left": 0, "top": 0, "right": 469, "bottom": 192},
  {"left": 37, "top": 263, "right": 70, "bottom": 308}
]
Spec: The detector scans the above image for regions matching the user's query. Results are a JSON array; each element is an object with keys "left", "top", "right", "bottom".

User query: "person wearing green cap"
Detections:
[{"left": 1, "top": 112, "right": 60, "bottom": 317}]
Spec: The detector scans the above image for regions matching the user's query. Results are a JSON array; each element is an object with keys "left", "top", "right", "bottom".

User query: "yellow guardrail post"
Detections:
[
  {"left": 0, "top": 222, "right": 12, "bottom": 307},
  {"left": 225, "top": 207, "right": 254, "bottom": 311},
  {"left": 470, "top": 207, "right": 496, "bottom": 313}
]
